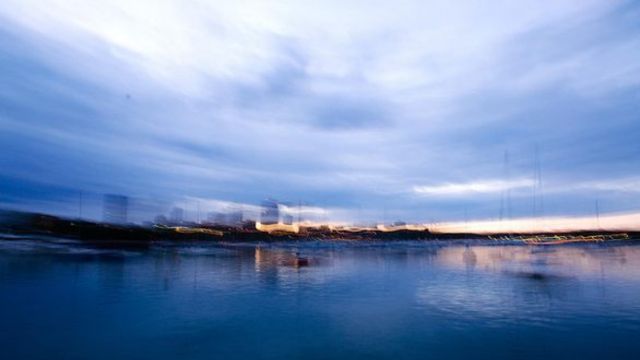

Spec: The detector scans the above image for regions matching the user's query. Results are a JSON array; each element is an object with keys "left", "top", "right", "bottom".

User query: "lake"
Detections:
[{"left": 1, "top": 238, "right": 639, "bottom": 359}]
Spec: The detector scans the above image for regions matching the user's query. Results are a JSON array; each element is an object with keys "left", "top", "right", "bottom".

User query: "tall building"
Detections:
[
  {"left": 103, "top": 194, "right": 128, "bottom": 224},
  {"left": 260, "top": 199, "right": 280, "bottom": 225}
]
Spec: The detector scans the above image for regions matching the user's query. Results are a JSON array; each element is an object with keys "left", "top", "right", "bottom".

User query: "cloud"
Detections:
[
  {"left": 414, "top": 179, "right": 535, "bottom": 196},
  {"left": 0, "top": 1, "right": 639, "bottom": 223},
  {"left": 571, "top": 178, "right": 640, "bottom": 193},
  {"left": 414, "top": 176, "right": 640, "bottom": 199}
]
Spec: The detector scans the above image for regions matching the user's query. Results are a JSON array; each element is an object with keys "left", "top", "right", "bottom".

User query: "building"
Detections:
[
  {"left": 260, "top": 199, "right": 280, "bottom": 225},
  {"left": 103, "top": 194, "right": 128, "bottom": 224}
]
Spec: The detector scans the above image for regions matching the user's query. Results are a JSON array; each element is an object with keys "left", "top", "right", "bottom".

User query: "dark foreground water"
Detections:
[{"left": 1, "top": 238, "right": 640, "bottom": 360}]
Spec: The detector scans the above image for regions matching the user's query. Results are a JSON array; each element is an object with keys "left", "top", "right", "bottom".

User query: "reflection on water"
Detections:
[
  {"left": 1, "top": 239, "right": 640, "bottom": 359},
  {"left": 436, "top": 244, "right": 640, "bottom": 278}
]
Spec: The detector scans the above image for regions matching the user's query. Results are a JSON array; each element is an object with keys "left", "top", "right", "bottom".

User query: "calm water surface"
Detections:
[{"left": 1, "top": 238, "right": 640, "bottom": 359}]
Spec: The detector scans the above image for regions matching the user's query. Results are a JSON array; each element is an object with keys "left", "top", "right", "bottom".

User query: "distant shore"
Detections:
[{"left": 1, "top": 209, "right": 638, "bottom": 248}]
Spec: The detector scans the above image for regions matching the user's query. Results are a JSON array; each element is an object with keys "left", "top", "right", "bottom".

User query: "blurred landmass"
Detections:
[{"left": 1, "top": 209, "right": 638, "bottom": 249}]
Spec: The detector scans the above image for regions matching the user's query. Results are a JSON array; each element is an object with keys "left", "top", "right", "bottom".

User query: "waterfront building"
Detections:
[{"left": 261, "top": 199, "right": 280, "bottom": 225}]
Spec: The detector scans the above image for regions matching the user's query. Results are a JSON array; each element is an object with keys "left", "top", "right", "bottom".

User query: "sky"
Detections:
[{"left": 1, "top": 0, "right": 640, "bottom": 224}]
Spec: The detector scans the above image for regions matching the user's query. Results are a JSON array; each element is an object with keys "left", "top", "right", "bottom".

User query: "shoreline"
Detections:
[{"left": 2, "top": 209, "right": 639, "bottom": 248}]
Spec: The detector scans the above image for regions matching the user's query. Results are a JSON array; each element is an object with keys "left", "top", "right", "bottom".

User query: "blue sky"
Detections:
[{"left": 1, "top": 0, "right": 640, "bottom": 223}]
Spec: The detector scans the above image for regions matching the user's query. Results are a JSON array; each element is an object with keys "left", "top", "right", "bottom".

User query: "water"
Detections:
[{"left": 1, "top": 238, "right": 640, "bottom": 359}]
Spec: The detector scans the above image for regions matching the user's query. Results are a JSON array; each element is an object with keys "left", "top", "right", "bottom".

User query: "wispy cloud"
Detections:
[
  {"left": 575, "top": 178, "right": 640, "bottom": 192},
  {"left": 414, "top": 179, "right": 535, "bottom": 196}
]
